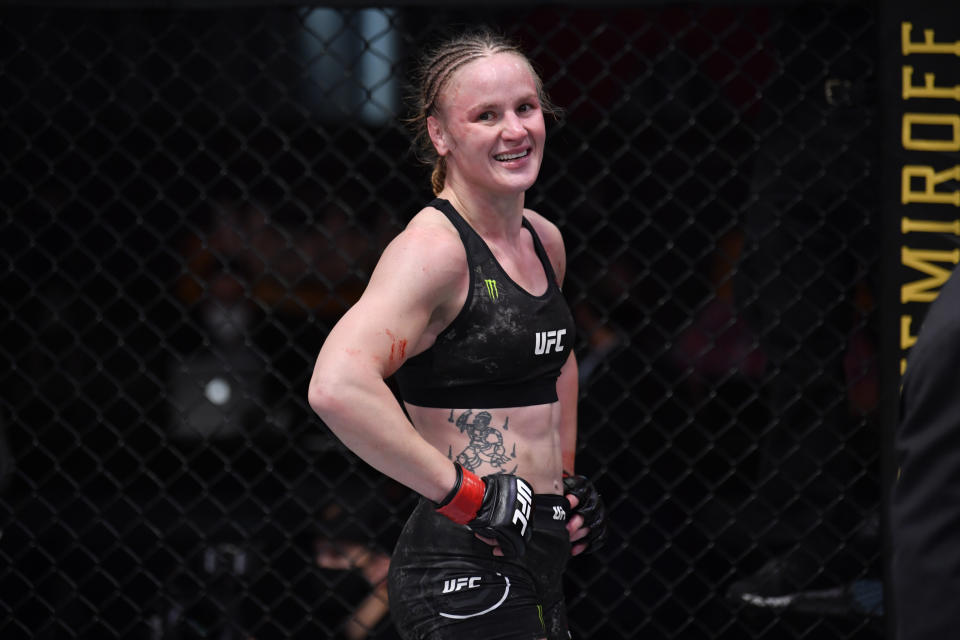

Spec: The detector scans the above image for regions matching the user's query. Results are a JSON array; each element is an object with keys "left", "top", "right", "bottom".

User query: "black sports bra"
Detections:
[{"left": 393, "top": 199, "right": 576, "bottom": 409}]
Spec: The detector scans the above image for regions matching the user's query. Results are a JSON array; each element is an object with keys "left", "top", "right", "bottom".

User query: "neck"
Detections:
[{"left": 440, "top": 182, "right": 526, "bottom": 239}]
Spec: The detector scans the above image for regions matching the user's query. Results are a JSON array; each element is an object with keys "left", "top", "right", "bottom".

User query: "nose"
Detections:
[{"left": 501, "top": 111, "right": 526, "bottom": 139}]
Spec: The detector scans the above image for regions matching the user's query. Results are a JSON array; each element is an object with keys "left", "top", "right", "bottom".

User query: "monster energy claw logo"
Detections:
[{"left": 484, "top": 279, "right": 499, "bottom": 301}]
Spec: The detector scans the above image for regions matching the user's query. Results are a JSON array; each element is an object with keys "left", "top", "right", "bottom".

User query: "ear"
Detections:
[{"left": 427, "top": 115, "right": 450, "bottom": 157}]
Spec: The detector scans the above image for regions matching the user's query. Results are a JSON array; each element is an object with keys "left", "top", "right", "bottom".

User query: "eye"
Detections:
[
  {"left": 518, "top": 100, "right": 541, "bottom": 115},
  {"left": 477, "top": 110, "right": 496, "bottom": 122}
]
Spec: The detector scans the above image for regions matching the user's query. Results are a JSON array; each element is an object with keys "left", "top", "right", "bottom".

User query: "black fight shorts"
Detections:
[{"left": 387, "top": 494, "right": 572, "bottom": 640}]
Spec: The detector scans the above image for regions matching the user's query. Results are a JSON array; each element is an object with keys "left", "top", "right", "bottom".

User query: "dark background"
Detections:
[{"left": 1, "top": 3, "right": 886, "bottom": 639}]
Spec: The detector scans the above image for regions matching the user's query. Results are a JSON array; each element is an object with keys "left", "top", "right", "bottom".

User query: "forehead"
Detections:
[{"left": 442, "top": 52, "right": 537, "bottom": 105}]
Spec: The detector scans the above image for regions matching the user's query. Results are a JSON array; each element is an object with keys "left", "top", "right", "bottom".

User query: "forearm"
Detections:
[
  {"left": 308, "top": 373, "right": 455, "bottom": 503},
  {"left": 310, "top": 369, "right": 535, "bottom": 557}
]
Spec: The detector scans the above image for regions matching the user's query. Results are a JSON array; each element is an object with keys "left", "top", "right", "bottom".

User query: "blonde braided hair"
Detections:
[{"left": 405, "top": 28, "right": 560, "bottom": 195}]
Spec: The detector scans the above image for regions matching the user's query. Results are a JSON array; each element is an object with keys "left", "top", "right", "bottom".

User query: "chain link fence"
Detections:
[{"left": 1, "top": 3, "right": 883, "bottom": 639}]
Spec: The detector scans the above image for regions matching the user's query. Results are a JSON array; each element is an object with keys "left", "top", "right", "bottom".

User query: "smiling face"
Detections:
[{"left": 427, "top": 52, "right": 547, "bottom": 197}]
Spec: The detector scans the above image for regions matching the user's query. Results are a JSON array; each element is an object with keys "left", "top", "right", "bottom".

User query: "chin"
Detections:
[
  {"left": 494, "top": 179, "right": 538, "bottom": 195},
  {"left": 498, "top": 169, "right": 541, "bottom": 193}
]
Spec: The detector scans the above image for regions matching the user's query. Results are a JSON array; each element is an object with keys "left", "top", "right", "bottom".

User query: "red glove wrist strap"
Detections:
[{"left": 436, "top": 463, "right": 485, "bottom": 525}]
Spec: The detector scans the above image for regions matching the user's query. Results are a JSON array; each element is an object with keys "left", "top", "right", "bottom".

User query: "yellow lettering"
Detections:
[
  {"left": 901, "top": 216, "right": 960, "bottom": 235},
  {"left": 903, "top": 113, "right": 960, "bottom": 151},
  {"left": 901, "top": 165, "right": 960, "bottom": 206},
  {"left": 902, "top": 22, "right": 960, "bottom": 57},
  {"left": 901, "top": 358, "right": 908, "bottom": 376},
  {"left": 900, "top": 315, "right": 919, "bottom": 350},
  {"left": 902, "top": 66, "right": 960, "bottom": 101},
  {"left": 901, "top": 246, "right": 960, "bottom": 302}
]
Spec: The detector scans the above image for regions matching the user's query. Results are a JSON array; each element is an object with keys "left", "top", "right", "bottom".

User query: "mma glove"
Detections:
[
  {"left": 434, "top": 462, "right": 534, "bottom": 558},
  {"left": 563, "top": 471, "right": 607, "bottom": 554}
]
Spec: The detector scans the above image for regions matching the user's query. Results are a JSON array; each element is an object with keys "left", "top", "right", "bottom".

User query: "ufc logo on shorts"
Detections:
[
  {"left": 512, "top": 480, "right": 533, "bottom": 535},
  {"left": 552, "top": 505, "right": 566, "bottom": 521},
  {"left": 442, "top": 576, "right": 481, "bottom": 593},
  {"left": 534, "top": 329, "right": 566, "bottom": 355}
]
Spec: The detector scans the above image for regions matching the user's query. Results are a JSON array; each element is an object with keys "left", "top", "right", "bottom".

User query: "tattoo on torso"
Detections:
[{"left": 447, "top": 409, "right": 517, "bottom": 474}]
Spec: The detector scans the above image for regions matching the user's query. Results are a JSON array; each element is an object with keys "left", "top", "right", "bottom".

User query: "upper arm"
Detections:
[
  {"left": 312, "top": 222, "right": 466, "bottom": 385},
  {"left": 557, "top": 349, "right": 579, "bottom": 472}
]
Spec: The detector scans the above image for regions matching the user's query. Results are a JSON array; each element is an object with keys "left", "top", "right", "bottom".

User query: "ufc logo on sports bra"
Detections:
[{"left": 534, "top": 329, "right": 566, "bottom": 355}]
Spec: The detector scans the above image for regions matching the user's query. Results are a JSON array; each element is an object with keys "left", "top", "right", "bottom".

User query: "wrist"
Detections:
[
  {"left": 435, "top": 462, "right": 485, "bottom": 525},
  {"left": 435, "top": 462, "right": 463, "bottom": 507}
]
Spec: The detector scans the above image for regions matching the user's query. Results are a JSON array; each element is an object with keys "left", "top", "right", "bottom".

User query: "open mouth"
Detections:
[{"left": 494, "top": 149, "right": 529, "bottom": 162}]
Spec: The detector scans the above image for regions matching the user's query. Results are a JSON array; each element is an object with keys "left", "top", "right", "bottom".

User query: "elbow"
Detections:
[
  {"left": 308, "top": 356, "right": 384, "bottom": 425},
  {"left": 307, "top": 382, "right": 325, "bottom": 417},
  {"left": 307, "top": 369, "right": 344, "bottom": 422}
]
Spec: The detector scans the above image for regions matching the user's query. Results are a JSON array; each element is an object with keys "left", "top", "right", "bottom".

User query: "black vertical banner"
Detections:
[
  {"left": 888, "top": 10, "right": 960, "bottom": 373},
  {"left": 880, "top": 1, "right": 960, "bottom": 636}
]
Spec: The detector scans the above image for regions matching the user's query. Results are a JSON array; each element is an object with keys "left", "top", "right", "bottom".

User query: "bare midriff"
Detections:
[{"left": 406, "top": 402, "right": 565, "bottom": 496}]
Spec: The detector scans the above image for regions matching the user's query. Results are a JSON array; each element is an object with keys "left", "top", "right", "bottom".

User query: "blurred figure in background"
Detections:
[{"left": 891, "top": 264, "right": 960, "bottom": 640}]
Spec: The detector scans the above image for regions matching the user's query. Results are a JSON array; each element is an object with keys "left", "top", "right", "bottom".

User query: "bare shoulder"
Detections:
[
  {"left": 523, "top": 208, "right": 567, "bottom": 283},
  {"left": 523, "top": 208, "right": 565, "bottom": 253},
  {"left": 367, "top": 204, "right": 467, "bottom": 302},
  {"left": 392, "top": 204, "right": 465, "bottom": 268}
]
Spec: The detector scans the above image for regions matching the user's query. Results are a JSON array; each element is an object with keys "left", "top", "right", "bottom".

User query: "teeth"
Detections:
[{"left": 495, "top": 150, "right": 528, "bottom": 161}]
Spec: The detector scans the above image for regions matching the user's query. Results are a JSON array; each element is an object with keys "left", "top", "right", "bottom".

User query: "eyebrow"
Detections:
[
  {"left": 471, "top": 102, "right": 499, "bottom": 113},
  {"left": 469, "top": 94, "right": 539, "bottom": 112}
]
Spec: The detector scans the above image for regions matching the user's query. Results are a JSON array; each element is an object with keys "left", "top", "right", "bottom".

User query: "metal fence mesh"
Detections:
[{"left": 1, "top": 4, "right": 882, "bottom": 639}]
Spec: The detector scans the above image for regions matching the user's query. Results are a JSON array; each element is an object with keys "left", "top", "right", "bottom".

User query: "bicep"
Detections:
[
  {"left": 319, "top": 289, "right": 428, "bottom": 380},
  {"left": 315, "top": 227, "right": 463, "bottom": 381}
]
